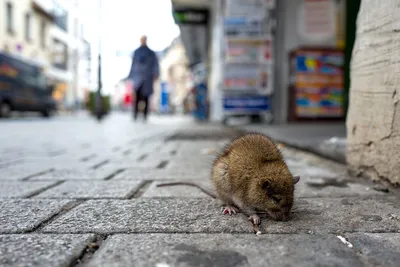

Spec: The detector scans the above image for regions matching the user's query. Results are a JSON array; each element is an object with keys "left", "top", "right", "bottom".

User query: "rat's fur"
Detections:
[{"left": 211, "top": 132, "right": 300, "bottom": 222}]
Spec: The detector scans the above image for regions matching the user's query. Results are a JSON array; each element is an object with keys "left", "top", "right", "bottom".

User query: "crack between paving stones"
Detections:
[
  {"left": 37, "top": 229, "right": 400, "bottom": 235},
  {"left": 91, "top": 159, "right": 110, "bottom": 170},
  {"left": 137, "top": 153, "right": 148, "bottom": 161},
  {"left": 129, "top": 180, "right": 153, "bottom": 198},
  {"left": 104, "top": 168, "right": 126, "bottom": 180},
  {"left": 80, "top": 154, "right": 96, "bottom": 162},
  {"left": 156, "top": 160, "right": 169, "bottom": 169},
  {"left": 26, "top": 180, "right": 65, "bottom": 198},
  {"left": 22, "top": 168, "right": 55, "bottom": 181},
  {"left": 122, "top": 149, "right": 131, "bottom": 156},
  {"left": 30, "top": 200, "right": 85, "bottom": 233},
  {"left": 70, "top": 234, "right": 108, "bottom": 267}
]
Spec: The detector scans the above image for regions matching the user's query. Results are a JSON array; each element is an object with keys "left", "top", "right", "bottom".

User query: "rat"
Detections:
[{"left": 157, "top": 132, "right": 300, "bottom": 226}]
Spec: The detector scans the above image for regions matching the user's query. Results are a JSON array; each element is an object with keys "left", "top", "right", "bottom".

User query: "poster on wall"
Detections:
[
  {"left": 291, "top": 48, "right": 345, "bottom": 118},
  {"left": 222, "top": 0, "right": 276, "bottom": 116},
  {"left": 225, "top": 37, "right": 273, "bottom": 64},
  {"left": 297, "top": 0, "right": 336, "bottom": 42},
  {"left": 223, "top": 95, "right": 271, "bottom": 113},
  {"left": 223, "top": 63, "right": 272, "bottom": 94}
]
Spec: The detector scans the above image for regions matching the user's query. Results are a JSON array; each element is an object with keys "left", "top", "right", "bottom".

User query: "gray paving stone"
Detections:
[
  {"left": 140, "top": 179, "right": 382, "bottom": 199},
  {"left": 345, "top": 233, "right": 400, "bottom": 267},
  {"left": 141, "top": 180, "right": 214, "bottom": 198},
  {"left": 42, "top": 197, "right": 400, "bottom": 234},
  {"left": 0, "top": 199, "right": 71, "bottom": 233},
  {"left": 295, "top": 181, "right": 385, "bottom": 198},
  {"left": 85, "top": 233, "right": 363, "bottom": 267},
  {"left": 113, "top": 169, "right": 210, "bottom": 180},
  {"left": 30, "top": 168, "right": 120, "bottom": 180},
  {"left": 0, "top": 234, "right": 95, "bottom": 267},
  {"left": 35, "top": 180, "right": 143, "bottom": 199},
  {"left": 0, "top": 181, "right": 57, "bottom": 198},
  {"left": 0, "top": 165, "right": 52, "bottom": 180}
]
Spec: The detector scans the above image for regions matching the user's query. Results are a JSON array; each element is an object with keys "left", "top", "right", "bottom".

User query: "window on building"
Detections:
[
  {"left": 6, "top": 2, "right": 14, "bottom": 34},
  {"left": 74, "top": 19, "right": 79, "bottom": 38},
  {"left": 40, "top": 20, "right": 46, "bottom": 48},
  {"left": 25, "top": 13, "right": 32, "bottom": 41}
]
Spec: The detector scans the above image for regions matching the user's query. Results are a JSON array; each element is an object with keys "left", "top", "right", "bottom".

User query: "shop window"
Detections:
[
  {"left": 40, "top": 20, "right": 46, "bottom": 48},
  {"left": 6, "top": 2, "right": 14, "bottom": 34},
  {"left": 25, "top": 13, "right": 32, "bottom": 41}
]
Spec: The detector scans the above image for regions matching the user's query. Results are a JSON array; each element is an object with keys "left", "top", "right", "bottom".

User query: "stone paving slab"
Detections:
[
  {"left": 141, "top": 180, "right": 215, "bottom": 198},
  {"left": 138, "top": 179, "right": 383, "bottom": 199},
  {"left": 42, "top": 197, "right": 400, "bottom": 234},
  {"left": 34, "top": 180, "right": 143, "bottom": 199},
  {"left": 85, "top": 233, "right": 364, "bottom": 267},
  {"left": 112, "top": 169, "right": 210, "bottom": 180},
  {"left": 29, "top": 168, "right": 121, "bottom": 180},
  {"left": 345, "top": 233, "right": 400, "bottom": 266},
  {"left": 0, "top": 181, "right": 57, "bottom": 198},
  {"left": 0, "top": 234, "right": 95, "bottom": 267},
  {"left": 0, "top": 199, "right": 71, "bottom": 233}
]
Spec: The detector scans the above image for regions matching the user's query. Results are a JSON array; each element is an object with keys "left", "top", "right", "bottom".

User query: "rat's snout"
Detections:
[{"left": 266, "top": 209, "right": 291, "bottom": 221}]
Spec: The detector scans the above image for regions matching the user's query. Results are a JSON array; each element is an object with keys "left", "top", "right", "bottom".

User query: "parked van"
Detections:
[{"left": 0, "top": 52, "right": 56, "bottom": 118}]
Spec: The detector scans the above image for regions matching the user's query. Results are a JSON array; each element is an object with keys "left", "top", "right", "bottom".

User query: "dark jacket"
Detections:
[{"left": 128, "top": 45, "right": 159, "bottom": 97}]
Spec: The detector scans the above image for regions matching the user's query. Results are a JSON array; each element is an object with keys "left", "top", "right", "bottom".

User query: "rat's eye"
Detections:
[
  {"left": 271, "top": 195, "right": 281, "bottom": 203},
  {"left": 262, "top": 181, "right": 271, "bottom": 189}
]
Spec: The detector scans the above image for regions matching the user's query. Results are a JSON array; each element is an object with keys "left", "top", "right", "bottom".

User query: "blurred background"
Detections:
[{"left": 0, "top": 0, "right": 360, "bottom": 124}]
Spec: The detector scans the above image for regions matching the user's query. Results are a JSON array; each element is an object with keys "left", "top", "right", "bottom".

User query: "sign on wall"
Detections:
[{"left": 297, "top": 0, "right": 336, "bottom": 42}]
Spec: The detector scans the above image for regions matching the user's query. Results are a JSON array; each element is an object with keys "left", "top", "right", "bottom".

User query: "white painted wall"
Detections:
[
  {"left": 208, "top": 0, "right": 224, "bottom": 122},
  {"left": 0, "top": 0, "right": 52, "bottom": 67}
]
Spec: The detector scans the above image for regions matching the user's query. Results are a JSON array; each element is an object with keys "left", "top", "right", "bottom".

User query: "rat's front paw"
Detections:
[
  {"left": 222, "top": 205, "right": 238, "bottom": 215},
  {"left": 248, "top": 214, "right": 261, "bottom": 225}
]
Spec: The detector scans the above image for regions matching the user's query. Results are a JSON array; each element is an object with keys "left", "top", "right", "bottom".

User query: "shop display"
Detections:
[
  {"left": 289, "top": 48, "right": 345, "bottom": 119},
  {"left": 221, "top": 0, "right": 275, "bottom": 120}
]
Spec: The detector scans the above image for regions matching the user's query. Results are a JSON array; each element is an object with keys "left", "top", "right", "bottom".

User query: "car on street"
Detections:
[{"left": 0, "top": 52, "right": 57, "bottom": 118}]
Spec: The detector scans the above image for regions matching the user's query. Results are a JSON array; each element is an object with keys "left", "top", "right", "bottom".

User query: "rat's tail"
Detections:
[{"left": 156, "top": 182, "right": 217, "bottom": 199}]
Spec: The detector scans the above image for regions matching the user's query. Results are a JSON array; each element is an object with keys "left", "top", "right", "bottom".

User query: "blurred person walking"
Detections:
[{"left": 128, "top": 35, "right": 159, "bottom": 122}]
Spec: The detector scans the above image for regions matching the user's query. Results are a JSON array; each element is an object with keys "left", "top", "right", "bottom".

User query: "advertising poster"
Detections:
[
  {"left": 225, "top": 37, "right": 273, "bottom": 63},
  {"left": 222, "top": 0, "right": 275, "bottom": 116},
  {"left": 223, "top": 63, "right": 271, "bottom": 94},
  {"left": 298, "top": 0, "right": 336, "bottom": 42},
  {"left": 223, "top": 95, "right": 270, "bottom": 112},
  {"left": 292, "top": 49, "right": 344, "bottom": 118}
]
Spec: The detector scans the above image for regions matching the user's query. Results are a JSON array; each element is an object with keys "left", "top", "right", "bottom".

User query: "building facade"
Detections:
[
  {"left": 0, "top": 0, "right": 53, "bottom": 67},
  {"left": 0, "top": 0, "right": 92, "bottom": 110}
]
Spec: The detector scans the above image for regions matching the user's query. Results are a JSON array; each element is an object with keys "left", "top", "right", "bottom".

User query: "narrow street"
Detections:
[{"left": 0, "top": 113, "right": 399, "bottom": 266}]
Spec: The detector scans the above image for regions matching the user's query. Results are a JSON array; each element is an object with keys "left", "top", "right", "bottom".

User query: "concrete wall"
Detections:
[{"left": 346, "top": 0, "right": 400, "bottom": 185}]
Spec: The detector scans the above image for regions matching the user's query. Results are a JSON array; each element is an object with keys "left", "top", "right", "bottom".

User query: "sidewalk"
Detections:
[
  {"left": 238, "top": 123, "right": 347, "bottom": 164},
  {"left": 0, "top": 115, "right": 399, "bottom": 267}
]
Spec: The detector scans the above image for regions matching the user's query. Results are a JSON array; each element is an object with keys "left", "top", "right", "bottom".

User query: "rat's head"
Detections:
[{"left": 247, "top": 166, "right": 300, "bottom": 221}]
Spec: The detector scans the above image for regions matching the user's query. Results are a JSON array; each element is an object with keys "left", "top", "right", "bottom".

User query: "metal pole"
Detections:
[{"left": 95, "top": 0, "right": 103, "bottom": 120}]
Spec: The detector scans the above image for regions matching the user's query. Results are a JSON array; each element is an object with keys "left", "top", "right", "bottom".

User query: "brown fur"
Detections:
[{"left": 211, "top": 132, "right": 299, "bottom": 221}]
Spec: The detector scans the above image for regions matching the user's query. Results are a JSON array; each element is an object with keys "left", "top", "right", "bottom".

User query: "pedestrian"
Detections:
[{"left": 128, "top": 35, "right": 160, "bottom": 122}]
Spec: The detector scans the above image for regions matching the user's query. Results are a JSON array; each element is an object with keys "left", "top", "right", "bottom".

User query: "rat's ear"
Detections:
[{"left": 292, "top": 176, "right": 300, "bottom": 185}]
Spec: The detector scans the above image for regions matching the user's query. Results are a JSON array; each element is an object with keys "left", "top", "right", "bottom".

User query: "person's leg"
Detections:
[
  {"left": 143, "top": 95, "right": 149, "bottom": 121},
  {"left": 133, "top": 90, "right": 140, "bottom": 120}
]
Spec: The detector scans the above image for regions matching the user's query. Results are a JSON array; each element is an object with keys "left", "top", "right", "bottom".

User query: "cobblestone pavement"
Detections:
[{"left": 1, "top": 113, "right": 400, "bottom": 267}]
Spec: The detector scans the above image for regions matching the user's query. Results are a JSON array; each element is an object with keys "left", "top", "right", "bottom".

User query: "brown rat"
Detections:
[
  {"left": 211, "top": 132, "right": 300, "bottom": 224},
  {"left": 157, "top": 132, "right": 300, "bottom": 225}
]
